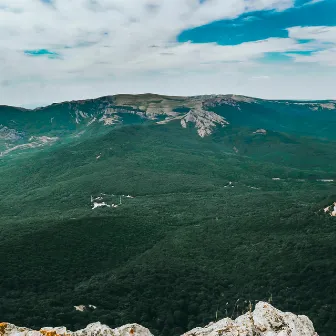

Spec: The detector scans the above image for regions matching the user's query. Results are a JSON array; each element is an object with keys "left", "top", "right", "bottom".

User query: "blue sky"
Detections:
[
  {"left": 178, "top": 1, "right": 336, "bottom": 45},
  {"left": 0, "top": 0, "right": 335, "bottom": 106}
]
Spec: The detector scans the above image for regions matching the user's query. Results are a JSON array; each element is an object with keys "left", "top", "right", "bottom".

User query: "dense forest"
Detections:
[{"left": 0, "top": 97, "right": 336, "bottom": 336}]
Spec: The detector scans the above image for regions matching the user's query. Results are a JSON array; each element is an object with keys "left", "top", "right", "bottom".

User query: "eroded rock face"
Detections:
[
  {"left": 0, "top": 125, "right": 23, "bottom": 141},
  {"left": 0, "top": 302, "right": 317, "bottom": 336},
  {"left": 184, "top": 302, "right": 317, "bottom": 336},
  {"left": 324, "top": 202, "right": 336, "bottom": 216},
  {"left": 0, "top": 322, "right": 153, "bottom": 336},
  {"left": 253, "top": 129, "right": 267, "bottom": 135},
  {"left": 181, "top": 108, "right": 229, "bottom": 137}
]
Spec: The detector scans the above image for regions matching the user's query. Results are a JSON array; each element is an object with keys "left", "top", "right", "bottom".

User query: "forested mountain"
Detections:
[{"left": 0, "top": 94, "right": 335, "bottom": 336}]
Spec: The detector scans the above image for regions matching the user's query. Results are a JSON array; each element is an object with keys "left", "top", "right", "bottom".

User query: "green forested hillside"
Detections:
[{"left": 0, "top": 95, "right": 335, "bottom": 336}]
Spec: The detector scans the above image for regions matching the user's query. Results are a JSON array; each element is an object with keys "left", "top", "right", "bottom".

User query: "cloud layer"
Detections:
[{"left": 0, "top": 0, "right": 335, "bottom": 106}]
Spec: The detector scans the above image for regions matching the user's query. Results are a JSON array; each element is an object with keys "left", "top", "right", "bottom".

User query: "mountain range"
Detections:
[
  {"left": 1, "top": 94, "right": 336, "bottom": 157},
  {"left": 0, "top": 94, "right": 335, "bottom": 336}
]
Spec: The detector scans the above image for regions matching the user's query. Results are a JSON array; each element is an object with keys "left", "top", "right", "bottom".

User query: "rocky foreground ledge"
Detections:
[{"left": 0, "top": 302, "right": 318, "bottom": 336}]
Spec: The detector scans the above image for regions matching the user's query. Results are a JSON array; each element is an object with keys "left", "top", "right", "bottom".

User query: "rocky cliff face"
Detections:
[{"left": 0, "top": 302, "right": 318, "bottom": 336}]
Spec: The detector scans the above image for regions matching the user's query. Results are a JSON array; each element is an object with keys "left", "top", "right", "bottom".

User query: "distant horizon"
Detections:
[
  {"left": 0, "top": 0, "right": 335, "bottom": 107},
  {"left": 11, "top": 92, "right": 336, "bottom": 110}
]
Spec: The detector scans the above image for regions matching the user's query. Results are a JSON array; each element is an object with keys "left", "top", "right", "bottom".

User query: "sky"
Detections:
[{"left": 0, "top": 0, "right": 335, "bottom": 107}]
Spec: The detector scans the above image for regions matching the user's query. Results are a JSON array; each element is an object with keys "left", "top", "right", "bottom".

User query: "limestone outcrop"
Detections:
[{"left": 0, "top": 302, "right": 318, "bottom": 336}]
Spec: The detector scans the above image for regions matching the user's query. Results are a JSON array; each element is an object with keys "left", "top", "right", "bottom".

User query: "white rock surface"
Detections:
[
  {"left": 253, "top": 129, "right": 267, "bottom": 135},
  {"left": 1, "top": 302, "right": 317, "bottom": 336},
  {"left": 74, "top": 305, "right": 86, "bottom": 312},
  {"left": 0, "top": 136, "right": 59, "bottom": 157},
  {"left": 324, "top": 202, "right": 336, "bottom": 216},
  {"left": 0, "top": 125, "right": 22, "bottom": 141},
  {"left": 74, "top": 304, "right": 97, "bottom": 312},
  {"left": 181, "top": 108, "right": 229, "bottom": 137},
  {"left": 99, "top": 115, "right": 120, "bottom": 126},
  {"left": 0, "top": 322, "right": 153, "bottom": 336},
  {"left": 183, "top": 302, "right": 317, "bottom": 336},
  {"left": 92, "top": 202, "right": 110, "bottom": 209}
]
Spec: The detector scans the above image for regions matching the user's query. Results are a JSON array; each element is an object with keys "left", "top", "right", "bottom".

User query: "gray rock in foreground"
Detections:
[{"left": 0, "top": 302, "right": 318, "bottom": 336}]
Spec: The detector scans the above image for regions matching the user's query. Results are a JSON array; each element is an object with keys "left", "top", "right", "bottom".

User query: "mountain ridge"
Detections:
[
  {"left": 1, "top": 93, "right": 336, "bottom": 157},
  {"left": 2, "top": 92, "right": 336, "bottom": 111}
]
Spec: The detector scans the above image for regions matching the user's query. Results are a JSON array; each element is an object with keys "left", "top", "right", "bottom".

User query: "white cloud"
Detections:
[
  {"left": 287, "top": 26, "right": 336, "bottom": 66},
  {"left": 289, "top": 48, "right": 336, "bottom": 66},
  {"left": 0, "top": 0, "right": 295, "bottom": 51},
  {"left": 302, "top": 0, "right": 324, "bottom": 6},
  {"left": 288, "top": 26, "right": 336, "bottom": 43},
  {"left": 0, "top": 0, "right": 334, "bottom": 106},
  {"left": 2, "top": 62, "right": 335, "bottom": 107}
]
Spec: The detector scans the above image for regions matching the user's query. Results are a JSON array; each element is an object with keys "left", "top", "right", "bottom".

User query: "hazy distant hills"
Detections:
[{"left": 0, "top": 94, "right": 335, "bottom": 336}]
